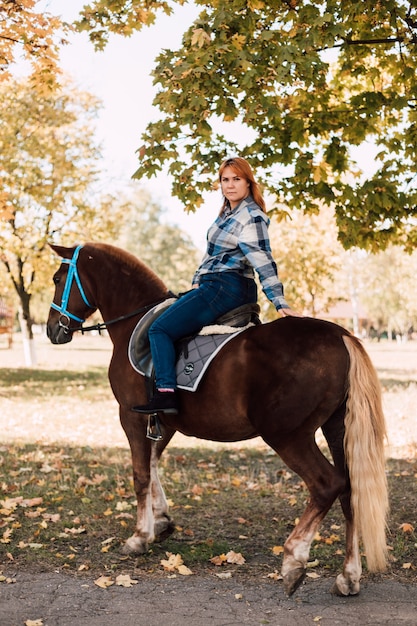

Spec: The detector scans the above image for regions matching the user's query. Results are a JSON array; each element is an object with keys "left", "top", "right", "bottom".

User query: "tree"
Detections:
[
  {"left": 0, "top": 76, "right": 122, "bottom": 365},
  {"left": 76, "top": 0, "right": 417, "bottom": 251},
  {"left": 117, "top": 188, "right": 200, "bottom": 294},
  {"left": 266, "top": 206, "right": 345, "bottom": 318},
  {"left": 358, "top": 246, "right": 417, "bottom": 340},
  {"left": 0, "top": 0, "right": 66, "bottom": 91}
]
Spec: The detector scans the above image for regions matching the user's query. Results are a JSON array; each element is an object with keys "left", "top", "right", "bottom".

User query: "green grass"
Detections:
[{"left": 1, "top": 443, "right": 416, "bottom": 583}]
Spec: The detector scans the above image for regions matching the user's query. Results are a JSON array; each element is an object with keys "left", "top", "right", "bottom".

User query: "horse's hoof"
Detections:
[
  {"left": 121, "top": 535, "right": 149, "bottom": 555},
  {"left": 283, "top": 566, "right": 306, "bottom": 596},
  {"left": 331, "top": 574, "right": 360, "bottom": 596},
  {"left": 154, "top": 518, "right": 175, "bottom": 542}
]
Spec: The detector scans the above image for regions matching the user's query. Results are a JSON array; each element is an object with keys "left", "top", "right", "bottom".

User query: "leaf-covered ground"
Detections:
[
  {"left": 0, "top": 334, "right": 416, "bottom": 586},
  {"left": 0, "top": 443, "right": 416, "bottom": 585}
]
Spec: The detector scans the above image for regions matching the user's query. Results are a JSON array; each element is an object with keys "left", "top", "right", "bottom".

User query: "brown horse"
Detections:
[{"left": 46, "top": 242, "right": 388, "bottom": 597}]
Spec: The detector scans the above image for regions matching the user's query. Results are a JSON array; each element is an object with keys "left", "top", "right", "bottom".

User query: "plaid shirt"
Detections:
[{"left": 193, "top": 196, "right": 289, "bottom": 310}]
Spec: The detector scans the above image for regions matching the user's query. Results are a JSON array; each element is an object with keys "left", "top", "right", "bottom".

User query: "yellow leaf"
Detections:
[
  {"left": 160, "top": 552, "right": 183, "bottom": 572},
  {"left": 231, "top": 34, "right": 246, "bottom": 50},
  {"left": 115, "top": 574, "right": 139, "bottom": 587},
  {"left": 177, "top": 564, "right": 193, "bottom": 576},
  {"left": 307, "top": 572, "right": 321, "bottom": 579},
  {"left": 25, "top": 620, "right": 44, "bottom": 626},
  {"left": 265, "top": 570, "right": 283, "bottom": 580},
  {"left": 94, "top": 576, "right": 114, "bottom": 589},
  {"left": 272, "top": 545, "right": 284, "bottom": 555},
  {"left": 210, "top": 554, "right": 227, "bottom": 566},
  {"left": 226, "top": 551, "right": 245, "bottom": 565},
  {"left": 191, "top": 28, "right": 211, "bottom": 48},
  {"left": 1, "top": 528, "right": 13, "bottom": 543},
  {"left": 399, "top": 523, "right": 414, "bottom": 534},
  {"left": 235, "top": 593, "right": 243, "bottom": 600},
  {"left": 402, "top": 562, "right": 412, "bottom": 569}
]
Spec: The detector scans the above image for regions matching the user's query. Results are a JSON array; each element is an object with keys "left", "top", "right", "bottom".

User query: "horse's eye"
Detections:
[{"left": 53, "top": 275, "right": 60, "bottom": 285}]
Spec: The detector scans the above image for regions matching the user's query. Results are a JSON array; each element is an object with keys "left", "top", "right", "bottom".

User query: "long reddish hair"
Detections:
[{"left": 218, "top": 157, "right": 266, "bottom": 214}]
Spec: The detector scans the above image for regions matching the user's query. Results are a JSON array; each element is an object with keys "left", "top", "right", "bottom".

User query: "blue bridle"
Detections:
[{"left": 50, "top": 245, "right": 94, "bottom": 324}]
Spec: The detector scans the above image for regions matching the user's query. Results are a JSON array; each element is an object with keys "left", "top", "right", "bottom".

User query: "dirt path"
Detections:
[{"left": 1, "top": 570, "right": 416, "bottom": 626}]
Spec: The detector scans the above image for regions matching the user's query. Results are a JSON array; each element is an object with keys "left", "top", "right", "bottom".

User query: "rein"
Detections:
[{"left": 51, "top": 244, "right": 175, "bottom": 334}]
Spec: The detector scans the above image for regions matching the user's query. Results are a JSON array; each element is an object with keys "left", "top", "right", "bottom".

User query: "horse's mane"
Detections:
[{"left": 84, "top": 242, "right": 167, "bottom": 291}]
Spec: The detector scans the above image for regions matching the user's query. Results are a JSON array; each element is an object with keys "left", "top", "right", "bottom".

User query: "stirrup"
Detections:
[{"left": 146, "top": 413, "right": 163, "bottom": 441}]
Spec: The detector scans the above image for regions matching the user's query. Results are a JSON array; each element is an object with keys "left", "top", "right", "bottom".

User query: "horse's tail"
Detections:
[{"left": 342, "top": 334, "right": 389, "bottom": 572}]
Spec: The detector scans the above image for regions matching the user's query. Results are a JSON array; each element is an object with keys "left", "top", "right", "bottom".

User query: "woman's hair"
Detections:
[{"left": 218, "top": 156, "right": 266, "bottom": 214}]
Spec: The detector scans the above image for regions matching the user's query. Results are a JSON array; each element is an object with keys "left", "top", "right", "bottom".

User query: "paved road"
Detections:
[{"left": 1, "top": 571, "right": 416, "bottom": 625}]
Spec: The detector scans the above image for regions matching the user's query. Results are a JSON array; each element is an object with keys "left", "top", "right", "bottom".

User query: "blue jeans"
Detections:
[{"left": 148, "top": 272, "right": 257, "bottom": 389}]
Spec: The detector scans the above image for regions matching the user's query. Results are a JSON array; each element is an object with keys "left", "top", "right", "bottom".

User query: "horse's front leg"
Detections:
[
  {"left": 120, "top": 412, "right": 175, "bottom": 554},
  {"left": 151, "top": 435, "right": 176, "bottom": 542}
]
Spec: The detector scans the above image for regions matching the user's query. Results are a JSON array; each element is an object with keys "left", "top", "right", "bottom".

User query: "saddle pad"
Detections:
[
  {"left": 175, "top": 330, "right": 245, "bottom": 391},
  {"left": 128, "top": 321, "right": 246, "bottom": 392}
]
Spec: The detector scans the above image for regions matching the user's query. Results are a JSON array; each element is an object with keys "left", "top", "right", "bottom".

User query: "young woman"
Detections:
[{"left": 133, "top": 156, "right": 300, "bottom": 415}]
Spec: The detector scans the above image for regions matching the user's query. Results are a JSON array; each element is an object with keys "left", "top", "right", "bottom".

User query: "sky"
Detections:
[{"left": 43, "top": 0, "right": 215, "bottom": 249}]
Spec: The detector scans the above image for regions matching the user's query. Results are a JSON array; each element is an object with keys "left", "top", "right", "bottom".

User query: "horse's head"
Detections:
[{"left": 47, "top": 243, "right": 97, "bottom": 344}]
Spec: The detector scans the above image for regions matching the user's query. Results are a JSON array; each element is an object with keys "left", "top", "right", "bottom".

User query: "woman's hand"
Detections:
[{"left": 278, "top": 308, "right": 303, "bottom": 318}]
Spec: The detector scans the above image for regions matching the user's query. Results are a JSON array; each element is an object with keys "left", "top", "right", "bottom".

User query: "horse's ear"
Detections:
[{"left": 48, "top": 243, "right": 75, "bottom": 259}]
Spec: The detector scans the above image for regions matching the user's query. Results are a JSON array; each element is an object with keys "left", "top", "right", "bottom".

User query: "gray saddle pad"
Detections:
[{"left": 128, "top": 300, "right": 247, "bottom": 392}]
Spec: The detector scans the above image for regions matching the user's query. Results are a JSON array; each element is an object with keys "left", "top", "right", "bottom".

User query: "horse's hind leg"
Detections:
[
  {"left": 266, "top": 435, "right": 346, "bottom": 596},
  {"left": 322, "top": 409, "right": 362, "bottom": 596}
]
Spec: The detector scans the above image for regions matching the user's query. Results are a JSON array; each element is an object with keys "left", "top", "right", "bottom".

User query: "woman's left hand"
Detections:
[{"left": 278, "top": 308, "right": 303, "bottom": 318}]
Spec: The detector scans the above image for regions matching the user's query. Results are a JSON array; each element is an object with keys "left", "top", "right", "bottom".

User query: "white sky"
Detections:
[{"left": 44, "top": 0, "right": 215, "bottom": 249}]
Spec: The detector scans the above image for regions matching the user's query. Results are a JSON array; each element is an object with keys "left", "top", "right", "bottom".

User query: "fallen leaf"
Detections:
[
  {"left": 210, "top": 554, "right": 227, "bottom": 566},
  {"left": 226, "top": 551, "right": 245, "bottom": 565},
  {"left": 307, "top": 572, "right": 321, "bottom": 579},
  {"left": 161, "top": 552, "right": 183, "bottom": 572},
  {"left": 235, "top": 593, "right": 243, "bottom": 600},
  {"left": 399, "top": 523, "right": 414, "bottom": 534},
  {"left": 115, "top": 574, "right": 139, "bottom": 587},
  {"left": 177, "top": 564, "right": 193, "bottom": 576},
  {"left": 94, "top": 575, "right": 114, "bottom": 589},
  {"left": 215, "top": 572, "right": 232, "bottom": 579},
  {"left": 272, "top": 545, "right": 284, "bottom": 555},
  {"left": 402, "top": 562, "right": 412, "bottom": 569},
  {"left": 265, "top": 571, "right": 283, "bottom": 580},
  {"left": 25, "top": 620, "right": 43, "bottom": 626}
]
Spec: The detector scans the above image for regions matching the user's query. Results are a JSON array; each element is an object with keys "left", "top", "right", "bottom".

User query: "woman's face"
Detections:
[{"left": 220, "top": 166, "right": 250, "bottom": 209}]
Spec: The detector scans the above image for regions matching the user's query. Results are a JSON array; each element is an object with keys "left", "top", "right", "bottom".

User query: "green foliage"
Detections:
[
  {"left": 116, "top": 188, "right": 200, "bottom": 293},
  {"left": 77, "top": 0, "right": 417, "bottom": 250}
]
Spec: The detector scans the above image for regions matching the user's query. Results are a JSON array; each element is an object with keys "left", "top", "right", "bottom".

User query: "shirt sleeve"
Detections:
[{"left": 238, "top": 214, "right": 289, "bottom": 310}]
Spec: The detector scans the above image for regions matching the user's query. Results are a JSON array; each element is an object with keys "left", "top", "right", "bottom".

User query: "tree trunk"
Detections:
[{"left": 17, "top": 297, "right": 37, "bottom": 367}]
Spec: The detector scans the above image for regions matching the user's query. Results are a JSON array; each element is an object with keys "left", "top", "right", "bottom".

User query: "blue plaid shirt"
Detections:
[{"left": 193, "top": 196, "right": 289, "bottom": 310}]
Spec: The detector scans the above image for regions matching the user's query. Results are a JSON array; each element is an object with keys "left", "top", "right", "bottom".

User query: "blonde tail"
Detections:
[{"left": 342, "top": 335, "right": 389, "bottom": 572}]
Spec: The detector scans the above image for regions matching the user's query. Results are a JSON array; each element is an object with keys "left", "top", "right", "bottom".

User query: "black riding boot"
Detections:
[{"left": 132, "top": 390, "right": 179, "bottom": 415}]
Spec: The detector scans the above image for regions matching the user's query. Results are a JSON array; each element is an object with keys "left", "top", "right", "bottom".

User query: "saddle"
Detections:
[{"left": 128, "top": 298, "right": 261, "bottom": 389}]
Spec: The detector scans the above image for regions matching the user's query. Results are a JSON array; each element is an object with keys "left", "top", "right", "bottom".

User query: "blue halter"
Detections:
[{"left": 50, "top": 245, "right": 94, "bottom": 324}]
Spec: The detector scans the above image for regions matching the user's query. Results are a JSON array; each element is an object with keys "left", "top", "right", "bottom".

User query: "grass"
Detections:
[
  {"left": 1, "top": 336, "right": 417, "bottom": 585},
  {"left": 1, "top": 442, "right": 416, "bottom": 584}
]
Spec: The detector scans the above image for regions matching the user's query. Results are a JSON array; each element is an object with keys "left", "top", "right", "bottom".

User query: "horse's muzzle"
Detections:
[{"left": 46, "top": 321, "right": 73, "bottom": 345}]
